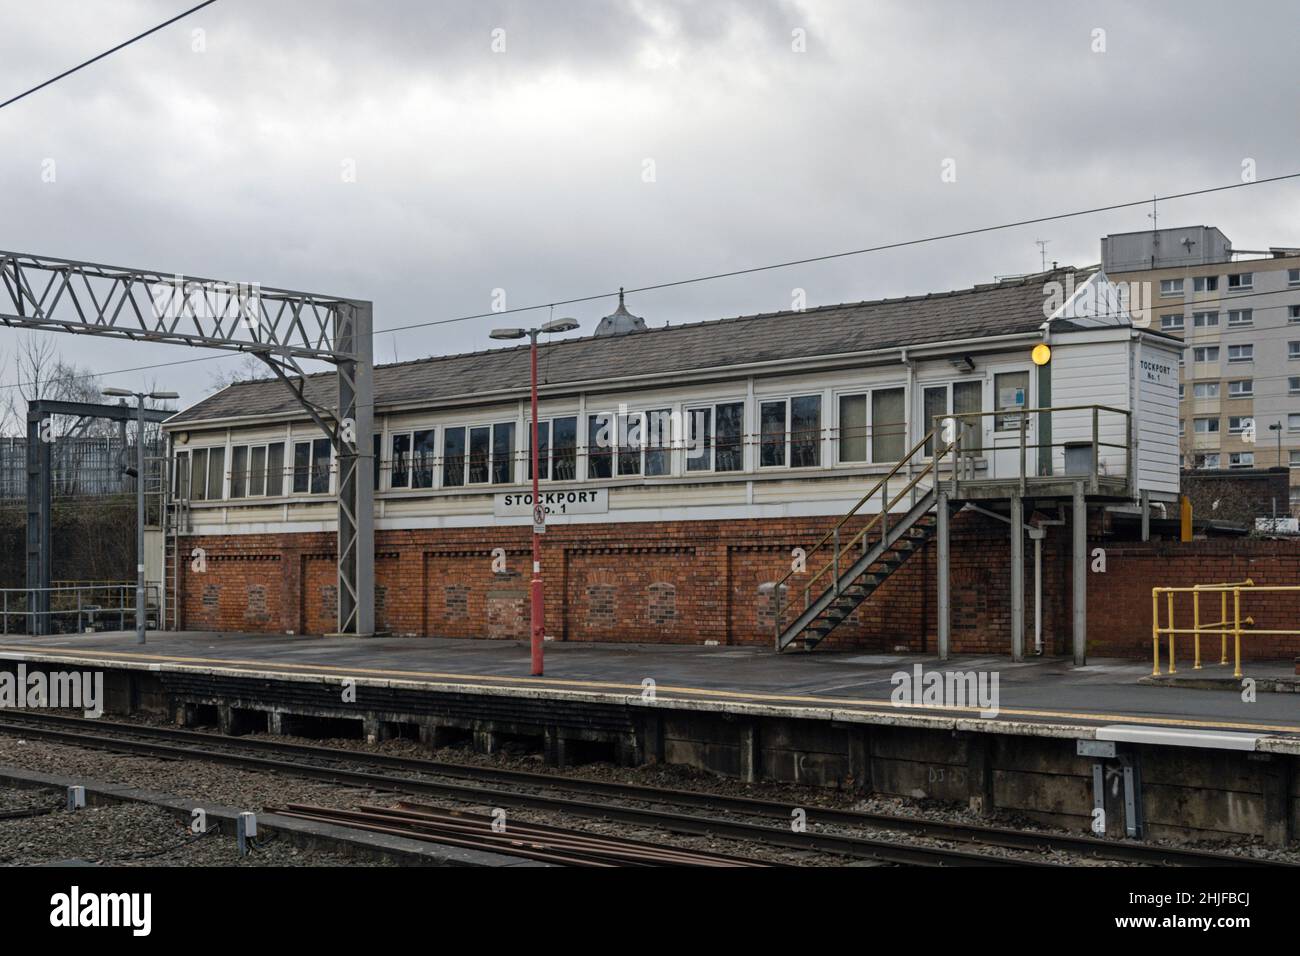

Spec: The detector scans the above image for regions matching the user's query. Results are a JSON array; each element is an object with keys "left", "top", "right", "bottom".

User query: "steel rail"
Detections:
[
  {"left": 0, "top": 712, "right": 1283, "bottom": 866},
  {"left": 0, "top": 714, "right": 1031, "bottom": 867}
]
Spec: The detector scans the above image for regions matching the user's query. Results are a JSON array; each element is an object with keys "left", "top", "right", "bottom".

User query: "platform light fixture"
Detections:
[{"left": 487, "top": 317, "right": 581, "bottom": 676}]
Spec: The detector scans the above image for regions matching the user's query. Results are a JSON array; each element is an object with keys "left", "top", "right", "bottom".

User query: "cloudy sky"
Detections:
[{"left": 1, "top": 0, "right": 1297, "bottom": 411}]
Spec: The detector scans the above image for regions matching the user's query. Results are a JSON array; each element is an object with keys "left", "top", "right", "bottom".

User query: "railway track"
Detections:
[
  {"left": 267, "top": 802, "right": 769, "bottom": 867},
  {"left": 0, "top": 711, "right": 1284, "bottom": 867}
]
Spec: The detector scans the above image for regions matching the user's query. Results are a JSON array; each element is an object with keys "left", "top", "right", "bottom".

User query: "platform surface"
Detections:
[{"left": 0, "top": 631, "right": 1295, "bottom": 745}]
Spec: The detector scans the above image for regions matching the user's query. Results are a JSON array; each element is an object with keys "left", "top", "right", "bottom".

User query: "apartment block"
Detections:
[{"left": 1102, "top": 225, "right": 1300, "bottom": 513}]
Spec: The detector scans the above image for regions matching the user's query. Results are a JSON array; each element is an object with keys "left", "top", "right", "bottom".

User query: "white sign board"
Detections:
[
  {"left": 494, "top": 489, "right": 608, "bottom": 518},
  {"left": 1255, "top": 517, "right": 1298, "bottom": 535}
]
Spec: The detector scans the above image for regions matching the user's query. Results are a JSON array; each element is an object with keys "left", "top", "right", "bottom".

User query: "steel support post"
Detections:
[
  {"left": 136, "top": 399, "right": 146, "bottom": 644},
  {"left": 936, "top": 490, "right": 950, "bottom": 661},
  {"left": 24, "top": 414, "right": 50, "bottom": 635},
  {"left": 1010, "top": 493, "right": 1024, "bottom": 662},
  {"left": 1073, "top": 481, "right": 1087, "bottom": 666},
  {"left": 334, "top": 300, "right": 375, "bottom": 636}
]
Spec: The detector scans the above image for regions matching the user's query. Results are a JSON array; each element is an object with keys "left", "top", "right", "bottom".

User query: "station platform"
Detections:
[{"left": 0, "top": 630, "right": 1295, "bottom": 748}]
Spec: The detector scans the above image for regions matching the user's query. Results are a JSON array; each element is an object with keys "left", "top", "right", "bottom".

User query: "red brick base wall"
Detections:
[{"left": 176, "top": 513, "right": 1300, "bottom": 660}]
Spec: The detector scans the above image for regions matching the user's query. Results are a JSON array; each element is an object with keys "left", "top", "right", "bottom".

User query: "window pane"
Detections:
[
  {"left": 249, "top": 445, "right": 267, "bottom": 497},
  {"left": 527, "top": 421, "right": 550, "bottom": 481},
  {"left": 391, "top": 433, "right": 411, "bottom": 488},
  {"left": 230, "top": 446, "right": 248, "bottom": 499},
  {"left": 310, "top": 438, "right": 330, "bottom": 494},
  {"left": 468, "top": 426, "right": 491, "bottom": 484},
  {"left": 492, "top": 422, "right": 516, "bottom": 484},
  {"left": 685, "top": 408, "right": 712, "bottom": 472},
  {"left": 552, "top": 417, "right": 577, "bottom": 481},
  {"left": 922, "top": 387, "right": 947, "bottom": 457},
  {"left": 587, "top": 414, "right": 613, "bottom": 479},
  {"left": 443, "top": 428, "right": 466, "bottom": 487},
  {"left": 372, "top": 434, "right": 380, "bottom": 491},
  {"left": 174, "top": 451, "right": 190, "bottom": 499},
  {"left": 411, "top": 429, "right": 436, "bottom": 488},
  {"left": 618, "top": 413, "right": 642, "bottom": 476},
  {"left": 994, "top": 371, "right": 1029, "bottom": 431},
  {"left": 760, "top": 401, "right": 786, "bottom": 467},
  {"left": 266, "top": 443, "right": 284, "bottom": 497},
  {"left": 715, "top": 403, "right": 744, "bottom": 472},
  {"left": 871, "top": 388, "right": 905, "bottom": 462},
  {"left": 838, "top": 395, "right": 868, "bottom": 463},
  {"left": 790, "top": 395, "right": 821, "bottom": 467},
  {"left": 190, "top": 449, "right": 208, "bottom": 502},
  {"left": 207, "top": 446, "right": 225, "bottom": 500},
  {"left": 952, "top": 381, "right": 982, "bottom": 455},
  {"left": 644, "top": 409, "right": 672, "bottom": 476},
  {"left": 292, "top": 442, "right": 310, "bottom": 493}
]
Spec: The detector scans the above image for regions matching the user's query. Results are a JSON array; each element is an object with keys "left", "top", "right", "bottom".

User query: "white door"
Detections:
[{"left": 988, "top": 368, "right": 1031, "bottom": 483}]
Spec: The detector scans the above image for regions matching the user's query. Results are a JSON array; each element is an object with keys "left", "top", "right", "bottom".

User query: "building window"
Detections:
[
  {"left": 1193, "top": 276, "right": 1218, "bottom": 293},
  {"left": 173, "top": 450, "right": 191, "bottom": 499},
  {"left": 1290, "top": 342, "right": 1300, "bottom": 361},
  {"left": 228, "top": 441, "right": 285, "bottom": 498},
  {"left": 1226, "top": 344, "right": 1253, "bottom": 363},
  {"left": 388, "top": 429, "right": 436, "bottom": 490},
  {"left": 1159, "top": 278, "right": 1184, "bottom": 297},
  {"left": 1290, "top": 450, "right": 1300, "bottom": 469},
  {"left": 1289, "top": 268, "right": 1300, "bottom": 287},
  {"left": 587, "top": 415, "right": 614, "bottom": 479},
  {"left": 1228, "top": 416, "right": 1253, "bottom": 435},
  {"left": 292, "top": 438, "right": 331, "bottom": 494},
  {"left": 1192, "top": 346, "right": 1219, "bottom": 363},
  {"left": 1192, "top": 382, "right": 1219, "bottom": 399},
  {"left": 1227, "top": 309, "right": 1253, "bottom": 327},
  {"left": 1192, "top": 311, "right": 1219, "bottom": 328},
  {"left": 442, "top": 425, "right": 497, "bottom": 486},
  {"left": 490, "top": 423, "right": 516, "bottom": 484},
  {"left": 1178, "top": 384, "right": 1185, "bottom": 400},
  {"left": 1160, "top": 313, "right": 1184, "bottom": 332},
  {"left": 680, "top": 402, "right": 744, "bottom": 473},
  {"left": 1228, "top": 379, "right": 1253, "bottom": 398},
  {"left": 918, "top": 381, "right": 982, "bottom": 457},
  {"left": 1196, "top": 453, "right": 1220, "bottom": 469},
  {"left": 1229, "top": 452, "right": 1254, "bottom": 468},
  {"left": 758, "top": 395, "right": 823, "bottom": 468},
  {"left": 1193, "top": 418, "right": 1220, "bottom": 434},
  {"left": 1290, "top": 414, "right": 1300, "bottom": 432},
  {"left": 526, "top": 415, "right": 579, "bottom": 482},
  {"left": 442, "top": 428, "right": 466, "bottom": 488},
  {"left": 1289, "top": 305, "right": 1300, "bottom": 323},
  {"left": 1227, "top": 272, "right": 1253, "bottom": 291},
  {"left": 1291, "top": 376, "right": 1300, "bottom": 396}
]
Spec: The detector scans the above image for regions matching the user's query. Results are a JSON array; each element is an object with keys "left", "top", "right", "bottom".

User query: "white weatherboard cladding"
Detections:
[
  {"left": 1132, "top": 335, "right": 1181, "bottom": 497},
  {"left": 1048, "top": 337, "right": 1130, "bottom": 481}
]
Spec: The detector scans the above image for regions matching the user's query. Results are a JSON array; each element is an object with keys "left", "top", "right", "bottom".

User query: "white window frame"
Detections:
[
  {"left": 1192, "top": 346, "right": 1220, "bottom": 363},
  {"left": 1228, "top": 452, "right": 1254, "bottom": 468},
  {"left": 1192, "top": 382, "right": 1220, "bottom": 399},
  {"left": 1226, "top": 272, "right": 1254, "bottom": 291},
  {"left": 1226, "top": 344, "right": 1253, "bottom": 363},
  {"left": 1228, "top": 379, "right": 1253, "bottom": 398},
  {"left": 757, "top": 393, "right": 824, "bottom": 470},
  {"left": 1193, "top": 417, "right": 1219, "bottom": 434},
  {"left": 1159, "top": 278, "right": 1184, "bottom": 297},
  {"left": 1227, "top": 309, "right": 1253, "bottom": 327},
  {"left": 1192, "top": 311, "right": 1219, "bottom": 328},
  {"left": 1160, "top": 313, "right": 1184, "bottom": 332},
  {"left": 1192, "top": 276, "right": 1218, "bottom": 293},
  {"left": 228, "top": 440, "right": 285, "bottom": 499}
]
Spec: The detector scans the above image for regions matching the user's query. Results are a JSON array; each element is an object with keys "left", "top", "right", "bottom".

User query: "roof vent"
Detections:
[{"left": 594, "top": 288, "right": 647, "bottom": 336}]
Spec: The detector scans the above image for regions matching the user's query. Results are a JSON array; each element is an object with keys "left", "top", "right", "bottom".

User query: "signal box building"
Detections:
[{"left": 160, "top": 268, "right": 1182, "bottom": 660}]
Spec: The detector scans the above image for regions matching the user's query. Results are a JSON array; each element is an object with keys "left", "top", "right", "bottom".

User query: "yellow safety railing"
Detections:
[{"left": 1151, "top": 580, "right": 1300, "bottom": 678}]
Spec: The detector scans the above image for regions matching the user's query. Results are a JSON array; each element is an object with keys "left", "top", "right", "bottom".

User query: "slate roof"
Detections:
[{"left": 167, "top": 267, "right": 1087, "bottom": 426}]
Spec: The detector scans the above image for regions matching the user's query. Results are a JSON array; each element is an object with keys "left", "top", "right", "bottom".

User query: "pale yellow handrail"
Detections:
[{"left": 1151, "top": 580, "right": 1300, "bottom": 678}]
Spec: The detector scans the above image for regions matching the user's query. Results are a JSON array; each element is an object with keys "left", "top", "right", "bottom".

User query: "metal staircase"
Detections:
[{"left": 774, "top": 431, "right": 954, "bottom": 652}]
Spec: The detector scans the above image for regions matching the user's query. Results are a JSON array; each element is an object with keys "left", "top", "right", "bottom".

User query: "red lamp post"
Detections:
[{"left": 491, "top": 318, "right": 580, "bottom": 675}]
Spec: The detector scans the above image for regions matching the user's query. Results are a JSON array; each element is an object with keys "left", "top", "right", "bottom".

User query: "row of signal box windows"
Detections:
[{"left": 171, "top": 374, "right": 1021, "bottom": 502}]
